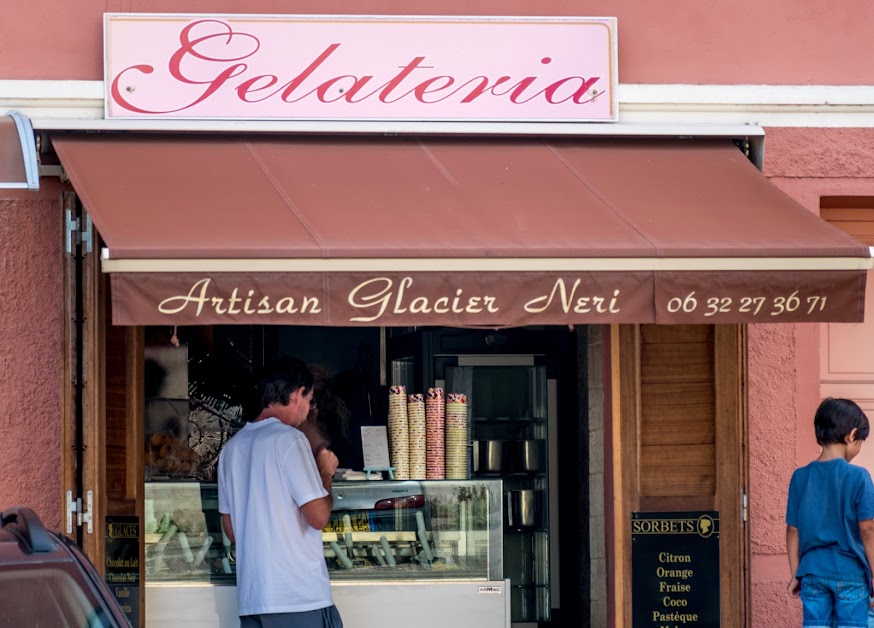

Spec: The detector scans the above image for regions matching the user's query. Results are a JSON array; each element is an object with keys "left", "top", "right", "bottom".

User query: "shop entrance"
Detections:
[
  {"left": 139, "top": 324, "right": 586, "bottom": 627},
  {"left": 61, "top": 277, "right": 749, "bottom": 628},
  {"left": 49, "top": 130, "right": 867, "bottom": 628}
]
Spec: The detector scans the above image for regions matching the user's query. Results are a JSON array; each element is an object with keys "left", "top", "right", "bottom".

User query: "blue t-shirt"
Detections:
[{"left": 786, "top": 458, "right": 874, "bottom": 590}]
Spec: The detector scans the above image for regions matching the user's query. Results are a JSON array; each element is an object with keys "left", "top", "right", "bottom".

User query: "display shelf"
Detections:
[
  {"left": 144, "top": 479, "right": 503, "bottom": 585},
  {"left": 442, "top": 362, "right": 551, "bottom": 624},
  {"left": 322, "top": 531, "right": 429, "bottom": 543},
  {"left": 389, "top": 341, "right": 553, "bottom": 624}
]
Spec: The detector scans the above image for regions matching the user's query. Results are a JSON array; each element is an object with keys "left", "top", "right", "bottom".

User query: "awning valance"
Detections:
[
  {"left": 1, "top": 112, "right": 39, "bottom": 190},
  {"left": 50, "top": 134, "right": 872, "bottom": 326}
]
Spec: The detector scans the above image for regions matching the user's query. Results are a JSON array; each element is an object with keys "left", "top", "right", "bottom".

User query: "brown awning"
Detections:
[
  {"left": 51, "top": 134, "right": 872, "bottom": 326},
  {"left": 1, "top": 112, "right": 39, "bottom": 190}
]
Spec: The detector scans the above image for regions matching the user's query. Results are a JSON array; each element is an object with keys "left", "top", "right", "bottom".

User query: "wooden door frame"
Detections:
[
  {"left": 714, "top": 325, "right": 749, "bottom": 627},
  {"left": 60, "top": 195, "right": 147, "bottom": 625},
  {"left": 80, "top": 216, "right": 106, "bottom": 564},
  {"left": 60, "top": 191, "right": 79, "bottom": 539},
  {"left": 60, "top": 191, "right": 104, "bottom": 552},
  {"left": 612, "top": 323, "right": 749, "bottom": 627}
]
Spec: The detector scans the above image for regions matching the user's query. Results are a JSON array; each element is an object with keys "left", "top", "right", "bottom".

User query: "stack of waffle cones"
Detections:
[
  {"left": 445, "top": 393, "right": 469, "bottom": 479},
  {"left": 425, "top": 387, "right": 446, "bottom": 479},
  {"left": 387, "top": 385, "right": 410, "bottom": 479},
  {"left": 407, "top": 393, "right": 427, "bottom": 479}
]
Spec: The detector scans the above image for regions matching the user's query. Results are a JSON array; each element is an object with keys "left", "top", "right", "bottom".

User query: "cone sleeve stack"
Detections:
[
  {"left": 425, "top": 387, "right": 445, "bottom": 479},
  {"left": 445, "top": 393, "right": 469, "bottom": 479},
  {"left": 407, "top": 393, "right": 427, "bottom": 479},
  {"left": 387, "top": 385, "right": 409, "bottom": 479}
]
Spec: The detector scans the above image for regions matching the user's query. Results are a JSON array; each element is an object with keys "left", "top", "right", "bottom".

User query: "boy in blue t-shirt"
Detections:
[{"left": 787, "top": 397, "right": 874, "bottom": 627}]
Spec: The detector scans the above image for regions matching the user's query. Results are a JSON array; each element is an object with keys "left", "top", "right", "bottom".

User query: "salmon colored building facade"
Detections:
[{"left": 3, "top": 1, "right": 874, "bottom": 627}]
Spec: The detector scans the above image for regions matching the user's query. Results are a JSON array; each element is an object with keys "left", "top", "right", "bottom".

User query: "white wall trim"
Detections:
[
  {"left": 2, "top": 80, "right": 874, "bottom": 129},
  {"left": 102, "top": 256, "right": 874, "bottom": 273}
]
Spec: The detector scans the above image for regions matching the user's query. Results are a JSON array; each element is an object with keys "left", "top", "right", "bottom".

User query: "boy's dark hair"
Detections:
[
  {"left": 254, "top": 356, "right": 314, "bottom": 414},
  {"left": 814, "top": 397, "right": 870, "bottom": 445}
]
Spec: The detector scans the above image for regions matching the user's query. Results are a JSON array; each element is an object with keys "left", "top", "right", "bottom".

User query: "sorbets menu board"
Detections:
[{"left": 631, "top": 511, "right": 719, "bottom": 627}]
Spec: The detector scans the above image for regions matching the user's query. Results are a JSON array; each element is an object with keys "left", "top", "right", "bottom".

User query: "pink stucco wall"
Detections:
[
  {"left": 0, "top": 181, "right": 62, "bottom": 526},
  {"left": 1, "top": 0, "right": 874, "bottom": 84},
  {"left": 749, "top": 127, "right": 874, "bottom": 627}
]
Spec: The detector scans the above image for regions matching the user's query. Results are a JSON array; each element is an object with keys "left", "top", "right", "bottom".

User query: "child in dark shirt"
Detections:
[{"left": 786, "top": 397, "right": 874, "bottom": 627}]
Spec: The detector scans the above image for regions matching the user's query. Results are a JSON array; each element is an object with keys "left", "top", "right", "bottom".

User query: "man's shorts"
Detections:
[{"left": 240, "top": 605, "right": 343, "bottom": 628}]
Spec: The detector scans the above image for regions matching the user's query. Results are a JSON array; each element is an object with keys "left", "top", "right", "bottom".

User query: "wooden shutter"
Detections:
[{"left": 639, "top": 325, "right": 716, "bottom": 505}]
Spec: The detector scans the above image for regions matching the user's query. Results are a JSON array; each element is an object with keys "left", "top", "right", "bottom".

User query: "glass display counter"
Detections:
[{"left": 144, "top": 479, "right": 503, "bottom": 585}]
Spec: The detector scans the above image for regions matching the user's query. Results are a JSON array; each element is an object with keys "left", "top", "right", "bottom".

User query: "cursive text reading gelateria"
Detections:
[{"left": 110, "top": 19, "right": 604, "bottom": 115}]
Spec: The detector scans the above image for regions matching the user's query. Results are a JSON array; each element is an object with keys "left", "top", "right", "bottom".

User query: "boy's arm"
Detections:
[
  {"left": 786, "top": 525, "right": 800, "bottom": 597},
  {"left": 859, "top": 518, "right": 874, "bottom": 597}
]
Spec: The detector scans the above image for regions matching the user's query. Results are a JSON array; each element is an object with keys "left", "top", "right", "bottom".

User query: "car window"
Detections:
[
  {"left": 0, "top": 564, "right": 113, "bottom": 627},
  {"left": 87, "top": 608, "right": 115, "bottom": 628}
]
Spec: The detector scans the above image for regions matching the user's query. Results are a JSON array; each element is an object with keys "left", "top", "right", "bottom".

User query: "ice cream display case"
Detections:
[
  {"left": 325, "top": 479, "right": 502, "bottom": 581},
  {"left": 144, "top": 479, "right": 508, "bottom": 628},
  {"left": 144, "top": 479, "right": 502, "bottom": 582}
]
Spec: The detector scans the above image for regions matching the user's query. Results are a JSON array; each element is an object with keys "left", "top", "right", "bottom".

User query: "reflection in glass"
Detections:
[{"left": 144, "top": 480, "right": 502, "bottom": 585}]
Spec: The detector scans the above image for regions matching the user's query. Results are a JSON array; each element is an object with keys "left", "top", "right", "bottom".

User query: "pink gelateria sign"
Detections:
[{"left": 104, "top": 14, "right": 618, "bottom": 122}]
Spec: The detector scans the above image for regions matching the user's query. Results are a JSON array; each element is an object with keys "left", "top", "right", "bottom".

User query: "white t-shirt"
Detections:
[{"left": 218, "top": 418, "right": 332, "bottom": 616}]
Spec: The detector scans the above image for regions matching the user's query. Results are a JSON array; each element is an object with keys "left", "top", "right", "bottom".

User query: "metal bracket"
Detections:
[
  {"left": 65, "top": 489, "right": 94, "bottom": 534},
  {"left": 64, "top": 210, "right": 78, "bottom": 254},
  {"left": 741, "top": 491, "right": 748, "bottom": 524},
  {"left": 749, "top": 135, "right": 765, "bottom": 171},
  {"left": 80, "top": 213, "right": 93, "bottom": 254},
  {"left": 65, "top": 490, "right": 76, "bottom": 534},
  {"left": 64, "top": 209, "right": 93, "bottom": 254},
  {"left": 38, "top": 163, "right": 67, "bottom": 181},
  {"left": 81, "top": 490, "right": 93, "bottom": 533}
]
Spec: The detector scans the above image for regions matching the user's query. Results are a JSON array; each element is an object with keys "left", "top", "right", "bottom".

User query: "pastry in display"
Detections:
[{"left": 146, "top": 432, "right": 202, "bottom": 478}]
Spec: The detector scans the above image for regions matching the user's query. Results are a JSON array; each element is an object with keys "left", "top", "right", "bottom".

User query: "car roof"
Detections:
[
  {"left": 0, "top": 506, "right": 132, "bottom": 628},
  {"left": 0, "top": 508, "right": 74, "bottom": 567}
]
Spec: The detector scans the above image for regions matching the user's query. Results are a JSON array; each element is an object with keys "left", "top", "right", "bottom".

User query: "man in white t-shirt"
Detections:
[{"left": 218, "top": 356, "right": 342, "bottom": 628}]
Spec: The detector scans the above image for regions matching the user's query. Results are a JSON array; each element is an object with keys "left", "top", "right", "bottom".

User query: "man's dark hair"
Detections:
[
  {"left": 814, "top": 397, "right": 870, "bottom": 445},
  {"left": 254, "top": 356, "right": 314, "bottom": 414}
]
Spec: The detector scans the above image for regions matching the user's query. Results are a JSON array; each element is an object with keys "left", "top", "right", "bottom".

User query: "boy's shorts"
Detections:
[{"left": 800, "top": 576, "right": 868, "bottom": 627}]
